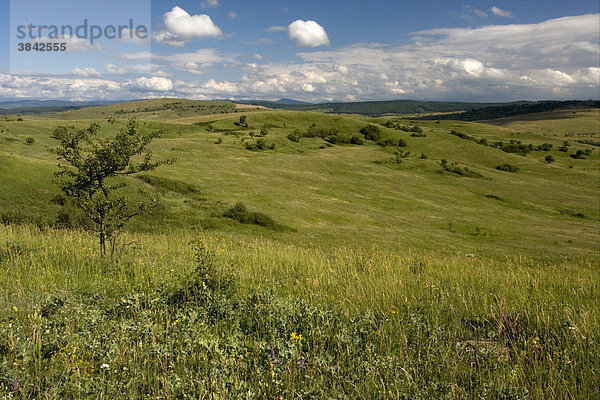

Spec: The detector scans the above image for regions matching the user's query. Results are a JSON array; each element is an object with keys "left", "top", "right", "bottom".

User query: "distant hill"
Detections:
[
  {"left": 237, "top": 99, "right": 529, "bottom": 116},
  {"left": 40, "top": 98, "right": 239, "bottom": 120},
  {"left": 0, "top": 100, "right": 127, "bottom": 115},
  {"left": 275, "top": 98, "right": 310, "bottom": 105},
  {"left": 414, "top": 100, "right": 600, "bottom": 121}
]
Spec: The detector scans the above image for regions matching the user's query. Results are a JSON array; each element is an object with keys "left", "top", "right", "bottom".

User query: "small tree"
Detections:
[{"left": 53, "top": 119, "right": 172, "bottom": 257}]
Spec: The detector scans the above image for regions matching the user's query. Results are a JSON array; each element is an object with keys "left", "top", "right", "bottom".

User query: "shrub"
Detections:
[
  {"left": 25, "top": 137, "right": 35, "bottom": 144},
  {"left": 536, "top": 143, "right": 553, "bottom": 151},
  {"left": 441, "top": 160, "right": 484, "bottom": 178},
  {"left": 350, "top": 135, "right": 364, "bottom": 145},
  {"left": 449, "top": 130, "right": 474, "bottom": 140},
  {"left": 234, "top": 115, "right": 248, "bottom": 128},
  {"left": 570, "top": 150, "right": 586, "bottom": 159},
  {"left": 398, "top": 138, "right": 407, "bottom": 147},
  {"left": 360, "top": 125, "right": 382, "bottom": 141},
  {"left": 256, "top": 139, "right": 268, "bottom": 150},
  {"left": 545, "top": 155, "right": 555, "bottom": 163},
  {"left": 223, "top": 202, "right": 281, "bottom": 230},
  {"left": 287, "top": 130, "right": 301, "bottom": 142},
  {"left": 496, "top": 163, "right": 520, "bottom": 172},
  {"left": 17, "top": 117, "right": 23, "bottom": 121}
]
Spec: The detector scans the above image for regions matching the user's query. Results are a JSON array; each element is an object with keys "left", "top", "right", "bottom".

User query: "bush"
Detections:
[
  {"left": 536, "top": 143, "right": 553, "bottom": 151},
  {"left": 223, "top": 202, "right": 282, "bottom": 230},
  {"left": 496, "top": 163, "right": 520, "bottom": 172},
  {"left": 441, "top": 160, "right": 484, "bottom": 178},
  {"left": 545, "top": 155, "right": 555, "bottom": 163},
  {"left": 570, "top": 150, "right": 586, "bottom": 159},
  {"left": 25, "top": 137, "right": 35, "bottom": 144},
  {"left": 360, "top": 125, "right": 382, "bottom": 141},
  {"left": 246, "top": 139, "right": 274, "bottom": 151},
  {"left": 350, "top": 135, "right": 364, "bottom": 145}
]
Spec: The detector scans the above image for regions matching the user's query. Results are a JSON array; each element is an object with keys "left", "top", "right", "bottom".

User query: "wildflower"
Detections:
[
  {"left": 12, "top": 306, "right": 18, "bottom": 312},
  {"left": 297, "top": 359, "right": 305, "bottom": 371},
  {"left": 100, "top": 363, "right": 110, "bottom": 370},
  {"left": 290, "top": 332, "right": 303, "bottom": 341},
  {"left": 11, "top": 376, "right": 20, "bottom": 391}
]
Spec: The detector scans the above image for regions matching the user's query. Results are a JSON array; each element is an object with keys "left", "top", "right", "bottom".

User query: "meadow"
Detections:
[{"left": 0, "top": 101, "right": 598, "bottom": 398}]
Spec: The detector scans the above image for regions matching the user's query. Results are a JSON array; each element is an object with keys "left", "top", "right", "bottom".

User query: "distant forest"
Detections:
[
  {"left": 413, "top": 100, "right": 600, "bottom": 121},
  {"left": 239, "top": 99, "right": 600, "bottom": 119}
]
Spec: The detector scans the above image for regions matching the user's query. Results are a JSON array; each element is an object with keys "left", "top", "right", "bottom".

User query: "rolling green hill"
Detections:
[
  {"left": 0, "top": 100, "right": 598, "bottom": 398},
  {"left": 1, "top": 102, "right": 598, "bottom": 258}
]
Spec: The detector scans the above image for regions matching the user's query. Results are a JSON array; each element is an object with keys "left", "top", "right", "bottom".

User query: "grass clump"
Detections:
[
  {"left": 440, "top": 159, "right": 484, "bottom": 178},
  {"left": 496, "top": 163, "right": 520, "bottom": 173},
  {"left": 223, "top": 202, "right": 282, "bottom": 230},
  {"left": 138, "top": 175, "right": 202, "bottom": 196}
]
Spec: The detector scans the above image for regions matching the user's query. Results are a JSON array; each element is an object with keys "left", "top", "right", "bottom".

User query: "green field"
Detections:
[{"left": 0, "top": 101, "right": 598, "bottom": 398}]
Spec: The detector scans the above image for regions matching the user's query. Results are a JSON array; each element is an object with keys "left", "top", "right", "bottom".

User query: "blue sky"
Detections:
[{"left": 0, "top": 0, "right": 598, "bottom": 102}]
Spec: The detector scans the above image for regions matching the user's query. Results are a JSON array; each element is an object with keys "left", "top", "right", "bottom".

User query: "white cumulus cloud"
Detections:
[
  {"left": 134, "top": 77, "right": 173, "bottom": 91},
  {"left": 201, "top": 0, "right": 219, "bottom": 8},
  {"left": 491, "top": 6, "right": 512, "bottom": 17},
  {"left": 288, "top": 20, "right": 330, "bottom": 48},
  {"left": 153, "top": 6, "right": 222, "bottom": 47},
  {"left": 70, "top": 68, "right": 101, "bottom": 78}
]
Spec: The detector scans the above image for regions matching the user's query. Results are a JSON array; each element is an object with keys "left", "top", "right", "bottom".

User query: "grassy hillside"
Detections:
[
  {"left": 1, "top": 107, "right": 598, "bottom": 258},
  {"left": 0, "top": 101, "right": 598, "bottom": 398},
  {"left": 31, "top": 98, "right": 246, "bottom": 120},
  {"left": 239, "top": 99, "right": 516, "bottom": 116}
]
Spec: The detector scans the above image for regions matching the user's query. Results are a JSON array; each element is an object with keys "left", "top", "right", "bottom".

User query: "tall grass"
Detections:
[{"left": 1, "top": 224, "right": 598, "bottom": 398}]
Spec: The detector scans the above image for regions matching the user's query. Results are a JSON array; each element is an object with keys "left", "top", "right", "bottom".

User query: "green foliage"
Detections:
[
  {"left": 494, "top": 140, "right": 533, "bottom": 155},
  {"left": 138, "top": 175, "right": 202, "bottom": 196},
  {"left": 223, "top": 202, "right": 282, "bottom": 230},
  {"left": 496, "top": 163, "right": 520, "bottom": 173},
  {"left": 350, "top": 135, "right": 364, "bottom": 145},
  {"left": 536, "top": 143, "right": 553, "bottom": 151},
  {"left": 25, "top": 137, "right": 34, "bottom": 145},
  {"left": 360, "top": 124, "right": 382, "bottom": 141},
  {"left": 52, "top": 119, "right": 171, "bottom": 257},
  {"left": 544, "top": 155, "right": 555, "bottom": 164},
  {"left": 440, "top": 159, "right": 484, "bottom": 178},
  {"left": 234, "top": 115, "right": 249, "bottom": 128},
  {"left": 570, "top": 150, "right": 587, "bottom": 159},
  {"left": 246, "top": 139, "right": 275, "bottom": 151},
  {"left": 0, "top": 227, "right": 598, "bottom": 398}
]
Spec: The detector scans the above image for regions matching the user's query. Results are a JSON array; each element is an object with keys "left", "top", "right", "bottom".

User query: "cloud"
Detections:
[
  {"left": 288, "top": 20, "right": 330, "bottom": 47},
  {"left": 105, "top": 64, "right": 129, "bottom": 74},
  {"left": 3, "top": 14, "right": 598, "bottom": 102},
  {"left": 104, "top": 64, "right": 151, "bottom": 75},
  {"left": 264, "top": 26, "right": 287, "bottom": 32},
  {"left": 252, "top": 53, "right": 264, "bottom": 60},
  {"left": 201, "top": 0, "right": 219, "bottom": 8},
  {"left": 465, "top": 5, "right": 488, "bottom": 18},
  {"left": 228, "top": 12, "right": 240, "bottom": 20},
  {"left": 70, "top": 68, "right": 101, "bottom": 78},
  {"left": 491, "top": 6, "right": 512, "bottom": 17},
  {"left": 153, "top": 6, "right": 222, "bottom": 47},
  {"left": 134, "top": 77, "right": 173, "bottom": 91},
  {"left": 148, "top": 49, "right": 230, "bottom": 74}
]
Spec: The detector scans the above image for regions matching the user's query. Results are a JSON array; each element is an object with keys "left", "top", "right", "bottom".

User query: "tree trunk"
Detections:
[{"left": 99, "top": 230, "right": 106, "bottom": 258}]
